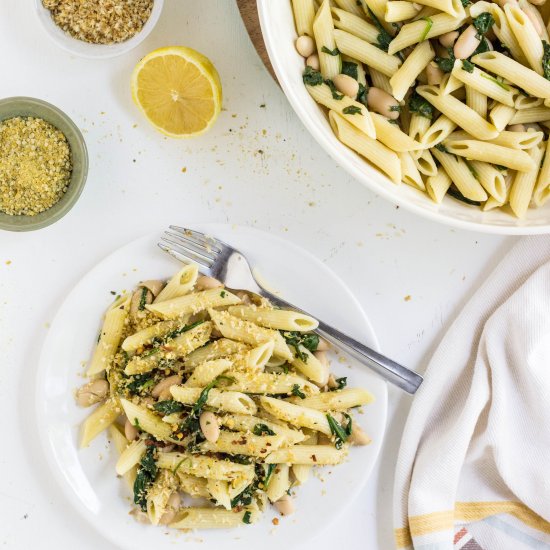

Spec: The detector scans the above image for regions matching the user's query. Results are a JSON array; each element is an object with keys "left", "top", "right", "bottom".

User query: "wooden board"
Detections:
[{"left": 236, "top": 0, "right": 278, "bottom": 82}]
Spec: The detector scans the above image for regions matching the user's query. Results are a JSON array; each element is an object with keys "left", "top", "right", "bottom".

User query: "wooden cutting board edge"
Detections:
[{"left": 236, "top": 0, "right": 278, "bottom": 82}]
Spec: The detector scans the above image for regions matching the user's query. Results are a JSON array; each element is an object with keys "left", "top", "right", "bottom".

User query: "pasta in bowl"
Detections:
[
  {"left": 77, "top": 264, "right": 374, "bottom": 530},
  {"left": 258, "top": 0, "right": 550, "bottom": 233}
]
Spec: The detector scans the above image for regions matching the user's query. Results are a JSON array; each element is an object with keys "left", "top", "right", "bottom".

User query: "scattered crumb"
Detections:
[
  {"left": 181, "top": 167, "right": 187, "bottom": 173},
  {"left": 44, "top": 322, "right": 50, "bottom": 329},
  {"left": 404, "top": 295, "right": 412, "bottom": 302},
  {"left": 272, "top": 517, "right": 279, "bottom": 526},
  {"left": 5, "top": 260, "right": 11, "bottom": 265}
]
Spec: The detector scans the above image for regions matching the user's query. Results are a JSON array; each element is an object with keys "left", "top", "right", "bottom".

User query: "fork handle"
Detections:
[{"left": 258, "top": 291, "right": 423, "bottom": 394}]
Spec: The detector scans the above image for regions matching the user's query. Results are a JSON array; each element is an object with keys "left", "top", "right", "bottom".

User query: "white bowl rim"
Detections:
[
  {"left": 35, "top": 0, "right": 164, "bottom": 59},
  {"left": 256, "top": 0, "right": 550, "bottom": 235}
]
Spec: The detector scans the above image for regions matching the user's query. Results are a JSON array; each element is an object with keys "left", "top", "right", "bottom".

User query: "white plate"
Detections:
[
  {"left": 36, "top": 224, "right": 387, "bottom": 550},
  {"left": 257, "top": 1, "right": 550, "bottom": 235}
]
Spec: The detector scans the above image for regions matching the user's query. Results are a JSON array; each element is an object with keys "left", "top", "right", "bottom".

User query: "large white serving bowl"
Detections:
[
  {"left": 257, "top": 1, "right": 550, "bottom": 234},
  {"left": 35, "top": 0, "right": 163, "bottom": 59}
]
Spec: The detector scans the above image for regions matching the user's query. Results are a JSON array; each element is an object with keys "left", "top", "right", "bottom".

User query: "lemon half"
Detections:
[{"left": 131, "top": 46, "right": 222, "bottom": 138}]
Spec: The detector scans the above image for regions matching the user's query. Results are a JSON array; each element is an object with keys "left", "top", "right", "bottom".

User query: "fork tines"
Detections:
[{"left": 159, "top": 226, "right": 226, "bottom": 271}]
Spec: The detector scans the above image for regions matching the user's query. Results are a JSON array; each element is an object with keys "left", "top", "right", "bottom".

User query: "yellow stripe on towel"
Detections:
[{"left": 394, "top": 501, "right": 550, "bottom": 547}]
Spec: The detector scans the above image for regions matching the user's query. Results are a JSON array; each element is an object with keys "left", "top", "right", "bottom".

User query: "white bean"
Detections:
[
  {"left": 507, "top": 123, "right": 526, "bottom": 132},
  {"left": 195, "top": 275, "right": 224, "bottom": 291},
  {"left": 314, "top": 350, "right": 328, "bottom": 367},
  {"left": 233, "top": 290, "right": 252, "bottom": 304},
  {"left": 141, "top": 279, "right": 165, "bottom": 297},
  {"left": 159, "top": 509, "right": 175, "bottom": 525},
  {"left": 199, "top": 411, "right": 220, "bottom": 443},
  {"left": 350, "top": 424, "right": 371, "bottom": 446},
  {"left": 333, "top": 74, "right": 359, "bottom": 98},
  {"left": 367, "top": 87, "right": 400, "bottom": 120},
  {"left": 326, "top": 374, "right": 339, "bottom": 390},
  {"left": 295, "top": 35, "right": 315, "bottom": 58},
  {"left": 152, "top": 374, "right": 182, "bottom": 399},
  {"left": 124, "top": 418, "right": 138, "bottom": 441},
  {"left": 274, "top": 494, "right": 295, "bottom": 516},
  {"left": 75, "top": 379, "right": 109, "bottom": 407},
  {"left": 159, "top": 492, "right": 181, "bottom": 525},
  {"left": 453, "top": 25, "right": 481, "bottom": 60},
  {"left": 316, "top": 337, "right": 330, "bottom": 351},
  {"left": 426, "top": 61, "right": 444, "bottom": 86},
  {"left": 306, "top": 54, "right": 320, "bottom": 71},
  {"left": 439, "top": 31, "right": 459, "bottom": 48}
]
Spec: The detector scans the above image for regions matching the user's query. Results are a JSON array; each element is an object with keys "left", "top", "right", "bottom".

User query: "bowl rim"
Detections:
[
  {"left": 256, "top": 0, "right": 550, "bottom": 235},
  {"left": 0, "top": 96, "right": 89, "bottom": 232},
  {"left": 34, "top": 0, "right": 164, "bottom": 59}
]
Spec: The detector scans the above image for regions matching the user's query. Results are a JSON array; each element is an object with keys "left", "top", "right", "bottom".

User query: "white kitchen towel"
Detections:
[{"left": 393, "top": 237, "right": 550, "bottom": 550}]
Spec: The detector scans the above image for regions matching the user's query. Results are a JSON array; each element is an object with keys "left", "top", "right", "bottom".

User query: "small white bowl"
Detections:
[
  {"left": 35, "top": 0, "right": 164, "bottom": 59},
  {"left": 257, "top": 1, "right": 550, "bottom": 235}
]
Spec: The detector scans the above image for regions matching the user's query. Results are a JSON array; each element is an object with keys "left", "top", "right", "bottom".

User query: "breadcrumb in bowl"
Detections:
[
  {"left": 34, "top": 0, "right": 164, "bottom": 59},
  {"left": 0, "top": 97, "right": 88, "bottom": 232}
]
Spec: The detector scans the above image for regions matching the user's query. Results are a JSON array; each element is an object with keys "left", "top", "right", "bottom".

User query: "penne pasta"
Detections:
[
  {"left": 171, "top": 385, "right": 258, "bottom": 414},
  {"left": 334, "top": 29, "right": 402, "bottom": 76},
  {"left": 289, "top": 0, "right": 550, "bottom": 213},
  {"left": 444, "top": 140, "right": 536, "bottom": 172},
  {"left": 80, "top": 398, "right": 120, "bottom": 448},
  {"left": 208, "top": 308, "right": 293, "bottom": 361},
  {"left": 329, "top": 111, "right": 402, "bottom": 183},
  {"left": 170, "top": 508, "right": 257, "bottom": 529},
  {"left": 227, "top": 305, "right": 318, "bottom": 332},
  {"left": 291, "top": 0, "right": 316, "bottom": 36},
  {"left": 388, "top": 13, "right": 467, "bottom": 55},
  {"left": 314, "top": 0, "right": 341, "bottom": 79},
  {"left": 509, "top": 144, "right": 545, "bottom": 217},
  {"left": 79, "top": 267, "right": 378, "bottom": 530},
  {"left": 87, "top": 295, "right": 130, "bottom": 376},
  {"left": 417, "top": 85, "right": 499, "bottom": 141},
  {"left": 154, "top": 263, "right": 198, "bottom": 303},
  {"left": 146, "top": 288, "right": 241, "bottom": 319},
  {"left": 265, "top": 445, "right": 349, "bottom": 465},
  {"left": 260, "top": 396, "right": 332, "bottom": 435},
  {"left": 288, "top": 387, "right": 375, "bottom": 410},
  {"left": 306, "top": 82, "right": 376, "bottom": 138}
]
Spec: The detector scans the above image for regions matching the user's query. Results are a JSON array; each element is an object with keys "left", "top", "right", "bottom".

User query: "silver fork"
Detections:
[{"left": 159, "top": 226, "right": 423, "bottom": 394}]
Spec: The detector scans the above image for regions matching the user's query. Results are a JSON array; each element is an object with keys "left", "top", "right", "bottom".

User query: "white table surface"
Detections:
[{"left": 0, "top": 1, "right": 515, "bottom": 548}]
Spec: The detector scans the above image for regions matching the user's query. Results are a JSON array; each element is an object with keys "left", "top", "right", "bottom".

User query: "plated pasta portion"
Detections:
[
  {"left": 291, "top": 0, "right": 550, "bottom": 217},
  {"left": 76, "top": 264, "right": 373, "bottom": 530}
]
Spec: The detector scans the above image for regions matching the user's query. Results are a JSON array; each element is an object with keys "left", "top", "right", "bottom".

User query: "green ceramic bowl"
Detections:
[{"left": 0, "top": 97, "right": 88, "bottom": 232}]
